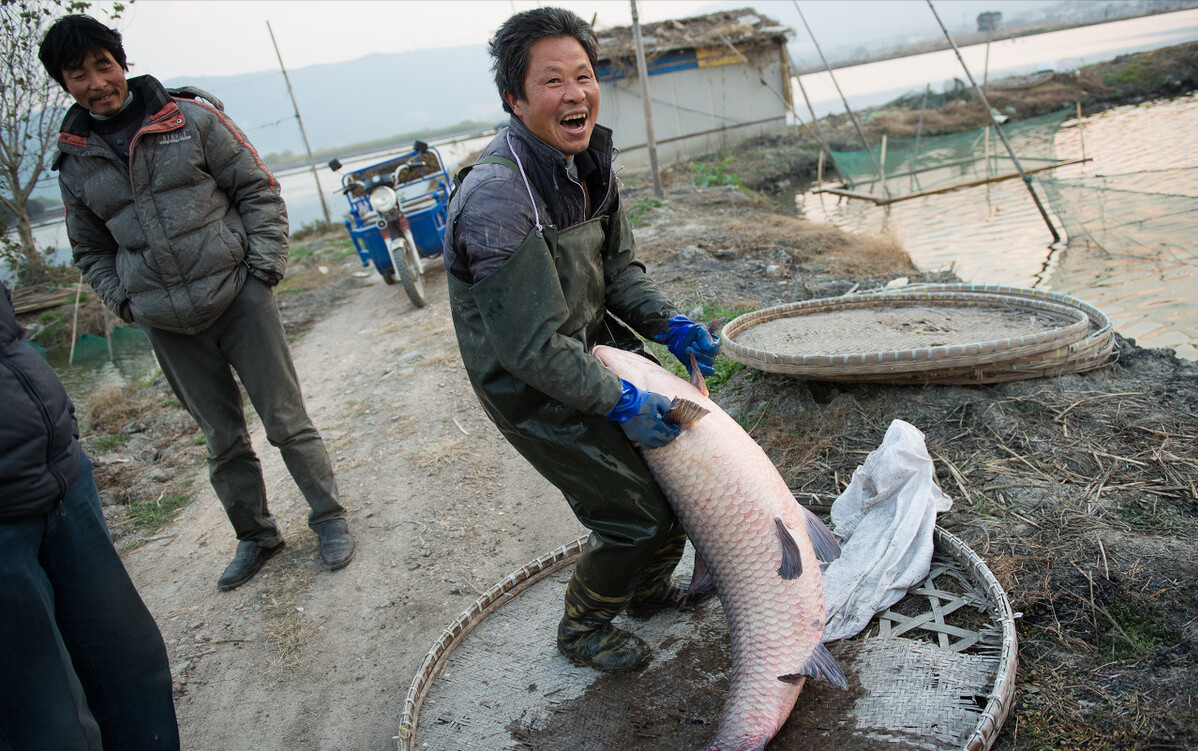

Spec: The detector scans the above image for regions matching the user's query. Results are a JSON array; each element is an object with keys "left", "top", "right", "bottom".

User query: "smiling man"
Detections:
[
  {"left": 444, "top": 7, "right": 719, "bottom": 672},
  {"left": 39, "top": 14, "right": 355, "bottom": 592}
]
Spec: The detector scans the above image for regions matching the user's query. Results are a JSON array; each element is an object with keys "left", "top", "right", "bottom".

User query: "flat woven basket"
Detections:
[
  {"left": 398, "top": 527, "right": 1017, "bottom": 751},
  {"left": 851, "top": 284, "right": 1117, "bottom": 384},
  {"left": 722, "top": 286, "right": 1113, "bottom": 384}
]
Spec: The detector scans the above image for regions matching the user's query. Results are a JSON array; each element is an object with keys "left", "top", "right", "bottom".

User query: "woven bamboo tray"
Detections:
[
  {"left": 398, "top": 527, "right": 1017, "bottom": 751},
  {"left": 842, "top": 285, "right": 1117, "bottom": 384},
  {"left": 722, "top": 290, "right": 1090, "bottom": 380}
]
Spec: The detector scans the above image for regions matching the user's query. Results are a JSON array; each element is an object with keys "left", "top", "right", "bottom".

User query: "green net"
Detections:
[
  {"left": 68, "top": 326, "right": 150, "bottom": 364},
  {"left": 829, "top": 108, "right": 1073, "bottom": 198},
  {"left": 71, "top": 333, "right": 112, "bottom": 363},
  {"left": 108, "top": 325, "right": 148, "bottom": 351},
  {"left": 1038, "top": 168, "right": 1198, "bottom": 257}
]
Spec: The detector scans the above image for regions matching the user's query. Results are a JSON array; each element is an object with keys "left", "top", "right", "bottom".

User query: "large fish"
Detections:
[{"left": 591, "top": 344, "right": 847, "bottom": 751}]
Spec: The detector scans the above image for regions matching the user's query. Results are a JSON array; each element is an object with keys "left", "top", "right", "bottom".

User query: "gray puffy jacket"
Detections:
[{"left": 53, "top": 75, "right": 288, "bottom": 334}]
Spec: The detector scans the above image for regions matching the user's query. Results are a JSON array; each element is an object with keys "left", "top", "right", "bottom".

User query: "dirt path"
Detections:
[{"left": 120, "top": 267, "right": 585, "bottom": 750}]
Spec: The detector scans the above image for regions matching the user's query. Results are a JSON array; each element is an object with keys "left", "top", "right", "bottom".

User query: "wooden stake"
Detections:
[
  {"left": 927, "top": 1, "right": 1060, "bottom": 243},
  {"left": 68, "top": 274, "right": 82, "bottom": 366}
]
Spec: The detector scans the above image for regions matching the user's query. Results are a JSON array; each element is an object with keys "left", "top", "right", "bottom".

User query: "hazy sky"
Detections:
[
  {"left": 90, "top": 0, "right": 1048, "bottom": 81},
  {"left": 104, "top": 0, "right": 724, "bottom": 80}
]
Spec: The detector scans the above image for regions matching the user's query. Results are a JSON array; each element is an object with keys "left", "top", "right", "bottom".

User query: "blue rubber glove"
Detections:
[
  {"left": 656, "top": 315, "right": 720, "bottom": 376},
  {"left": 605, "top": 379, "right": 680, "bottom": 448}
]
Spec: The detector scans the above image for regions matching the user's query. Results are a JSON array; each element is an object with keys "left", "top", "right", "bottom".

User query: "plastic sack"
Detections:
[{"left": 821, "top": 419, "right": 952, "bottom": 642}]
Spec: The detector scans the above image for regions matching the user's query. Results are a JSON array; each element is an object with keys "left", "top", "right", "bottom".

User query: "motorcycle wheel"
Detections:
[{"left": 393, "top": 226, "right": 426, "bottom": 308}]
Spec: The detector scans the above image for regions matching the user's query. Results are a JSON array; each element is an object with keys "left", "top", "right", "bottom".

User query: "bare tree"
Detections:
[{"left": 0, "top": 0, "right": 122, "bottom": 277}]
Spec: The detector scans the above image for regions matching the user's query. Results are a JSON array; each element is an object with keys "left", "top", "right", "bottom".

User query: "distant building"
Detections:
[{"left": 596, "top": 7, "right": 793, "bottom": 169}]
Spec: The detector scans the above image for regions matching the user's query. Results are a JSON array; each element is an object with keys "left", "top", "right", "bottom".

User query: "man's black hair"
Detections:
[
  {"left": 38, "top": 14, "right": 128, "bottom": 90},
  {"left": 488, "top": 7, "right": 599, "bottom": 114}
]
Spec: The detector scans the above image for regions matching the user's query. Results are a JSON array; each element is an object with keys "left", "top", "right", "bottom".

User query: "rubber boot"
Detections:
[
  {"left": 625, "top": 527, "right": 694, "bottom": 617},
  {"left": 557, "top": 570, "right": 651, "bottom": 672}
]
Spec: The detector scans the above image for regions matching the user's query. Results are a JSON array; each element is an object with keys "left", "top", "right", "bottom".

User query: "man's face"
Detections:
[
  {"left": 62, "top": 48, "right": 128, "bottom": 117},
  {"left": 504, "top": 36, "right": 599, "bottom": 157}
]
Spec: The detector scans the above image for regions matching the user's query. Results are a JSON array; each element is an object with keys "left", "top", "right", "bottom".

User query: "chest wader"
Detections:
[{"left": 447, "top": 156, "right": 688, "bottom": 671}]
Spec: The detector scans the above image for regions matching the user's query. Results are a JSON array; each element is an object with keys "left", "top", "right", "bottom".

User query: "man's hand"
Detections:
[
  {"left": 657, "top": 315, "right": 720, "bottom": 376},
  {"left": 606, "top": 379, "right": 680, "bottom": 448}
]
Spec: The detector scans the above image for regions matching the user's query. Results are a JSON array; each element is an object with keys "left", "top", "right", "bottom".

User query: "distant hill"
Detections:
[{"left": 163, "top": 44, "right": 507, "bottom": 159}]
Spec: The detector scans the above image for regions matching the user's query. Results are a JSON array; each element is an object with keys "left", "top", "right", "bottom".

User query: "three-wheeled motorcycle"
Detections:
[{"left": 329, "top": 141, "right": 450, "bottom": 308}]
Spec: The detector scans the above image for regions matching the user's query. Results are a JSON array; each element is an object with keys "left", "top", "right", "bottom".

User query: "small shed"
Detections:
[{"left": 596, "top": 7, "right": 794, "bottom": 169}]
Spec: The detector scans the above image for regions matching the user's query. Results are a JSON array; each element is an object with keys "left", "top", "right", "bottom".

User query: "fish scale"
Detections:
[{"left": 592, "top": 345, "right": 846, "bottom": 751}]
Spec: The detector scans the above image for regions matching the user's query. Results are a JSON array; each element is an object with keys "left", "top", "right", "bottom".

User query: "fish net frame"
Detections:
[
  {"left": 398, "top": 526, "right": 1017, "bottom": 751},
  {"left": 721, "top": 288, "right": 1102, "bottom": 383}
]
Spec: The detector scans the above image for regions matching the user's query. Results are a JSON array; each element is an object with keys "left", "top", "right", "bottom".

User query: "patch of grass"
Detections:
[
  {"left": 692, "top": 157, "right": 741, "bottom": 188},
  {"left": 1100, "top": 599, "right": 1175, "bottom": 660},
  {"left": 93, "top": 433, "right": 129, "bottom": 451},
  {"left": 627, "top": 196, "right": 666, "bottom": 227},
  {"left": 127, "top": 490, "right": 192, "bottom": 532}
]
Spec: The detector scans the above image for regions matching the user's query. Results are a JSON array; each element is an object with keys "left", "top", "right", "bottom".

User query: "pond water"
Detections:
[{"left": 795, "top": 93, "right": 1198, "bottom": 360}]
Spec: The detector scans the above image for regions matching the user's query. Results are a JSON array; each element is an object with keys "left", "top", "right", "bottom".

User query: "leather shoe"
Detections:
[
  {"left": 217, "top": 540, "right": 285, "bottom": 591},
  {"left": 316, "top": 520, "right": 355, "bottom": 570}
]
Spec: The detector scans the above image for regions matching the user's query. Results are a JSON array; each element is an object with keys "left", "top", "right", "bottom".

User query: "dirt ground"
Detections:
[{"left": 71, "top": 169, "right": 1198, "bottom": 751}]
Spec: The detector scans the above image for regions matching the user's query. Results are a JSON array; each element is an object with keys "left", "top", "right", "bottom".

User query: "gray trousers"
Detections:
[{"left": 141, "top": 276, "right": 344, "bottom": 545}]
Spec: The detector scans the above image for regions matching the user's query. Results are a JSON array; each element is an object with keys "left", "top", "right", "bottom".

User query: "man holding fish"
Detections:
[{"left": 443, "top": 7, "right": 719, "bottom": 672}]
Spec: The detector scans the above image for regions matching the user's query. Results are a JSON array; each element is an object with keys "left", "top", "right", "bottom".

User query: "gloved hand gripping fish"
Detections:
[{"left": 591, "top": 344, "right": 848, "bottom": 751}]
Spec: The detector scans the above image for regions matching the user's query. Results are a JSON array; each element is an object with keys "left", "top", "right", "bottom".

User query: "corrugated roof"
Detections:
[{"left": 596, "top": 6, "right": 791, "bottom": 60}]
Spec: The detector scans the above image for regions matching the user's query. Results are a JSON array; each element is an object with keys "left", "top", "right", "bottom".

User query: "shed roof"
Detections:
[{"left": 596, "top": 7, "right": 791, "bottom": 60}]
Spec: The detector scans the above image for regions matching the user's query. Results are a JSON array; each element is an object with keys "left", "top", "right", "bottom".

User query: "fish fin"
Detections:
[
  {"left": 666, "top": 397, "right": 709, "bottom": 424},
  {"left": 778, "top": 643, "right": 849, "bottom": 690},
  {"left": 800, "top": 504, "right": 841, "bottom": 563},
  {"left": 687, "top": 353, "right": 710, "bottom": 397},
  {"left": 774, "top": 517, "right": 803, "bottom": 580},
  {"left": 681, "top": 553, "right": 716, "bottom": 608},
  {"left": 707, "top": 316, "right": 727, "bottom": 336}
]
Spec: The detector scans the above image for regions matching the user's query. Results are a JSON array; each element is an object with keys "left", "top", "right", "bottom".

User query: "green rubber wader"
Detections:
[{"left": 447, "top": 192, "right": 682, "bottom": 598}]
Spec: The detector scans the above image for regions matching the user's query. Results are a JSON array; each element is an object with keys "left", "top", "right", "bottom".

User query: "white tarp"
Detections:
[{"left": 821, "top": 419, "right": 953, "bottom": 642}]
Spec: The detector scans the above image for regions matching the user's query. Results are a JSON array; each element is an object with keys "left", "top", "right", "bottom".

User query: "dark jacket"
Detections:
[
  {"left": 0, "top": 283, "right": 81, "bottom": 523},
  {"left": 53, "top": 75, "right": 288, "bottom": 335}
]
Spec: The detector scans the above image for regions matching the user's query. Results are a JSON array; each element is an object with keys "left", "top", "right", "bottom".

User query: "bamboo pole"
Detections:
[
  {"left": 911, "top": 83, "right": 930, "bottom": 192},
  {"left": 1077, "top": 101, "right": 1086, "bottom": 167},
  {"left": 786, "top": 50, "right": 834, "bottom": 163},
  {"left": 68, "top": 274, "right": 82, "bottom": 365},
  {"left": 926, "top": 0, "right": 1060, "bottom": 243},
  {"left": 793, "top": 1, "right": 889, "bottom": 201},
  {"left": 814, "top": 157, "right": 1089, "bottom": 205},
  {"left": 630, "top": 1, "right": 663, "bottom": 199},
  {"left": 266, "top": 20, "right": 331, "bottom": 225}
]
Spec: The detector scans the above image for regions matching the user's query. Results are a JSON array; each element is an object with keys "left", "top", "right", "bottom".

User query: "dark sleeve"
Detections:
[
  {"left": 602, "top": 194, "right": 681, "bottom": 340},
  {"left": 450, "top": 168, "right": 542, "bottom": 284}
]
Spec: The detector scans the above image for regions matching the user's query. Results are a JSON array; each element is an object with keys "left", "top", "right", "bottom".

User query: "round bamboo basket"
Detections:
[
  {"left": 399, "top": 527, "right": 1017, "bottom": 751},
  {"left": 721, "top": 287, "right": 1113, "bottom": 383}
]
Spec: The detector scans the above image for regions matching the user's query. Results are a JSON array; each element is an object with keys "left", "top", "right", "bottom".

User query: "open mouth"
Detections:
[{"left": 560, "top": 113, "right": 588, "bottom": 133}]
